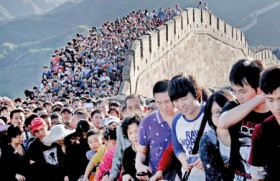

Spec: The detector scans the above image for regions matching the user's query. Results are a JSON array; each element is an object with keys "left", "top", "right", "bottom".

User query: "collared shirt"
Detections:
[{"left": 138, "top": 110, "right": 172, "bottom": 174}]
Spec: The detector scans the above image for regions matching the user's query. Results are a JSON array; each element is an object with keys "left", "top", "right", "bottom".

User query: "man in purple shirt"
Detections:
[{"left": 135, "top": 80, "right": 177, "bottom": 180}]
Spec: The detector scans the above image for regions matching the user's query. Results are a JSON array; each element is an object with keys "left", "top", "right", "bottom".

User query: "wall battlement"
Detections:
[{"left": 119, "top": 8, "right": 279, "bottom": 97}]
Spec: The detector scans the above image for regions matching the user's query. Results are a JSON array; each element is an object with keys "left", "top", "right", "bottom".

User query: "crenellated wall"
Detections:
[
  {"left": 119, "top": 8, "right": 279, "bottom": 97},
  {"left": 254, "top": 50, "right": 279, "bottom": 67}
]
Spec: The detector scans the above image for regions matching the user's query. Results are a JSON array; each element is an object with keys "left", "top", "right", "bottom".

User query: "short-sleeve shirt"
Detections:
[
  {"left": 171, "top": 104, "right": 210, "bottom": 156},
  {"left": 90, "top": 145, "right": 108, "bottom": 165},
  {"left": 249, "top": 116, "right": 280, "bottom": 181},
  {"left": 222, "top": 100, "right": 272, "bottom": 140},
  {"left": 28, "top": 139, "right": 60, "bottom": 166},
  {"left": 28, "top": 139, "right": 65, "bottom": 180},
  {"left": 222, "top": 100, "right": 272, "bottom": 180},
  {"left": 171, "top": 104, "right": 210, "bottom": 180},
  {"left": 138, "top": 110, "right": 172, "bottom": 174}
]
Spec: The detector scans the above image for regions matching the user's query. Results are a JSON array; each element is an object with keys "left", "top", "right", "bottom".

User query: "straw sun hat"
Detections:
[{"left": 43, "top": 124, "right": 75, "bottom": 143}]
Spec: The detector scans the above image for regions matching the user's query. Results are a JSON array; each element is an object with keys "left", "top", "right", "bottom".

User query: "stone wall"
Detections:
[
  {"left": 255, "top": 50, "right": 279, "bottom": 67},
  {"left": 119, "top": 8, "right": 279, "bottom": 98}
]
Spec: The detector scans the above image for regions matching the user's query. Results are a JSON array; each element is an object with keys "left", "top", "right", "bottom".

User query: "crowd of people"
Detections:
[
  {"left": 22, "top": 4, "right": 183, "bottom": 107},
  {"left": 0, "top": 2, "right": 279, "bottom": 181},
  {"left": 1, "top": 59, "right": 279, "bottom": 181}
]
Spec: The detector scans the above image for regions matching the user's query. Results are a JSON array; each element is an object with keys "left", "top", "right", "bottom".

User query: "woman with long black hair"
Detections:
[{"left": 199, "top": 89, "right": 243, "bottom": 181}]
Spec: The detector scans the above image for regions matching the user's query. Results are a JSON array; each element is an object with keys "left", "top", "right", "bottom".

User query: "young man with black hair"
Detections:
[
  {"left": 14, "top": 98, "right": 23, "bottom": 108},
  {"left": 169, "top": 74, "right": 210, "bottom": 180},
  {"left": 70, "top": 110, "right": 89, "bottom": 129},
  {"left": 0, "top": 106, "right": 10, "bottom": 122},
  {"left": 135, "top": 80, "right": 178, "bottom": 181},
  {"left": 71, "top": 98, "right": 82, "bottom": 110},
  {"left": 90, "top": 110, "right": 104, "bottom": 129},
  {"left": 60, "top": 106, "right": 73, "bottom": 127},
  {"left": 249, "top": 66, "right": 280, "bottom": 181},
  {"left": 22, "top": 102, "right": 28, "bottom": 110},
  {"left": 218, "top": 59, "right": 272, "bottom": 180},
  {"left": 43, "top": 101, "right": 52, "bottom": 115},
  {"left": 10, "top": 108, "right": 25, "bottom": 128},
  {"left": 96, "top": 99, "right": 109, "bottom": 116},
  {"left": 27, "top": 102, "right": 37, "bottom": 112}
]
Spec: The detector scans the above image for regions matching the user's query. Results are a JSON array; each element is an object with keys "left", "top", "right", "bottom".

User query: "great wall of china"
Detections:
[{"left": 118, "top": 8, "right": 279, "bottom": 98}]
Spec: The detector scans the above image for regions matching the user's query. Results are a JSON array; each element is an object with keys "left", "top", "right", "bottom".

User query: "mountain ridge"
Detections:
[
  {"left": 0, "top": 0, "right": 279, "bottom": 98},
  {"left": 0, "top": 0, "right": 73, "bottom": 21}
]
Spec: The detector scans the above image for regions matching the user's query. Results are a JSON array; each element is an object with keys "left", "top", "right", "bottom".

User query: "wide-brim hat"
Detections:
[{"left": 43, "top": 124, "right": 75, "bottom": 143}]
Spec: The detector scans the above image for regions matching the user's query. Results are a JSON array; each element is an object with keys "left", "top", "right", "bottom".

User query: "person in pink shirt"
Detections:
[{"left": 95, "top": 127, "right": 121, "bottom": 181}]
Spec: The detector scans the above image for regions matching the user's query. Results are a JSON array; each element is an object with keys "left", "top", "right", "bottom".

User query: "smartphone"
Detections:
[{"left": 187, "top": 155, "right": 198, "bottom": 164}]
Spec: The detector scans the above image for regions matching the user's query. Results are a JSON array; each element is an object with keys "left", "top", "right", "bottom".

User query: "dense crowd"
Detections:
[
  {"left": 22, "top": 4, "right": 182, "bottom": 106},
  {"left": 1, "top": 59, "right": 279, "bottom": 181},
  {"left": 1, "top": 3, "right": 279, "bottom": 181}
]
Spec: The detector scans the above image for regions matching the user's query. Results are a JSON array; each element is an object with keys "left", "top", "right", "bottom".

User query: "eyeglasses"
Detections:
[
  {"left": 211, "top": 110, "right": 221, "bottom": 118},
  {"left": 240, "top": 126, "right": 254, "bottom": 136}
]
